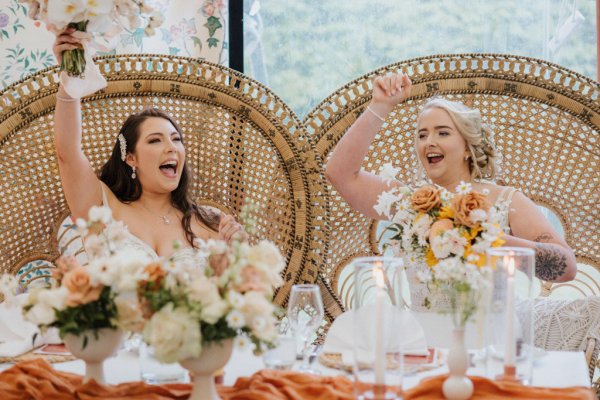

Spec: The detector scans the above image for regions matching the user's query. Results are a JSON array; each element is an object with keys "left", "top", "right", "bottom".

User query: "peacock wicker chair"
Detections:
[
  {"left": 0, "top": 55, "right": 329, "bottom": 307},
  {"left": 304, "top": 54, "right": 600, "bottom": 384}
]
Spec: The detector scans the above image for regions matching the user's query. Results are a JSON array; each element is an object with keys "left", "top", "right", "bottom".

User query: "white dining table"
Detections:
[{"left": 31, "top": 344, "right": 588, "bottom": 390}]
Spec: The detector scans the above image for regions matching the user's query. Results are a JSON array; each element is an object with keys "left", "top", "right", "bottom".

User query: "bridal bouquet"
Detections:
[
  {"left": 375, "top": 169, "right": 504, "bottom": 326},
  {"left": 138, "top": 236, "right": 285, "bottom": 363},
  {"left": 19, "top": 0, "right": 164, "bottom": 77},
  {"left": 6, "top": 206, "right": 152, "bottom": 345}
]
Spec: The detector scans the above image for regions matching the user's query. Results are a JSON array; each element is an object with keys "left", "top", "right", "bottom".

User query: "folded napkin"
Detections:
[
  {"left": 0, "top": 294, "right": 61, "bottom": 358},
  {"left": 323, "top": 305, "right": 429, "bottom": 363},
  {"left": 0, "top": 360, "right": 595, "bottom": 400}
]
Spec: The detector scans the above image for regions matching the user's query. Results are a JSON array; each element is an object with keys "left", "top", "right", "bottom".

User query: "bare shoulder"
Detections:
[
  {"left": 473, "top": 182, "right": 515, "bottom": 204},
  {"left": 191, "top": 205, "right": 221, "bottom": 240}
]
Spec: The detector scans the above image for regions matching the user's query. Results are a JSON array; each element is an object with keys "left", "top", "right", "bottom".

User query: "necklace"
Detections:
[{"left": 138, "top": 202, "right": 174, "bottom": 225}]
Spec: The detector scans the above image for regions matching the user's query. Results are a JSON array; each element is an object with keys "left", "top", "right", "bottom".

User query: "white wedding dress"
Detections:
[{"left": 99, "top": 185, "right": 204, "bottom": 266}]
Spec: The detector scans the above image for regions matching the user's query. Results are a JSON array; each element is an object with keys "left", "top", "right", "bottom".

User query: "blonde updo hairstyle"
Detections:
[{"left": 416, "top": 98, "right": 500, "bottom": 181}]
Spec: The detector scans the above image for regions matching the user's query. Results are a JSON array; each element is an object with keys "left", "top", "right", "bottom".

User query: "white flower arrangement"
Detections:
[
  {"left": 375, "top": 164, "right": 505, "bottom": 326},
  {"left": 1, "top": 206, "right": 150, "bottom": 342},
  {"left": 138, "top": 232, "right": 285, "bottom": 364}
]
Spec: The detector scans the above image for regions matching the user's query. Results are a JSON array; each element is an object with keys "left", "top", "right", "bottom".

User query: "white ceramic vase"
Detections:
[
  {"left": 63, "top": 328, "right": 125, "bottom": 384},
  {"left": 442, "top": 328, "right": 474, "bottom": 400},
  {"left": 180, "top": 339, "right": 234, "bottom": 400}
]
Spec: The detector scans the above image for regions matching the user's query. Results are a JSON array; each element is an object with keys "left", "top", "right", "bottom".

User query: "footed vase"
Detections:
[
  {"left": 63, "top": 328, "right": 125, "bottom": 384},
  {"left": 180, "top": 339, "right": 234, "bottom": 400},
  {"left": 442, "top": 328, "right": 474, "bottom": 400}
]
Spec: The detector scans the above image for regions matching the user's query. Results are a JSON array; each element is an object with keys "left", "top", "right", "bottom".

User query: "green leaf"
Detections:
[
  {"left": 191, "top": 36, "right": 202, "bottom": 50},
  {"left": 168, "top": 47, "right": 180, "bottom": 55},
  {"left": 207, "top": 37, "right": 219, "bottom": 48},
  {"left": 204, "top": 16, "right": 222, "bottom": 37}
]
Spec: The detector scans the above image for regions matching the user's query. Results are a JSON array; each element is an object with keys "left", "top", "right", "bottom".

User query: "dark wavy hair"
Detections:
[{"left": 99, "top": 108, "right": 220, "bottom": 246}]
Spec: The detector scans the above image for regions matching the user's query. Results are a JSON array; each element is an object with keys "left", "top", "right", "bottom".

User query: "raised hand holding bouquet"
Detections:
[
  {"left": 375, "top": 173, "right": 504, "bottom": 327},
  {"left": 19, "top": 0, "right": 164, "bottom": 97}
]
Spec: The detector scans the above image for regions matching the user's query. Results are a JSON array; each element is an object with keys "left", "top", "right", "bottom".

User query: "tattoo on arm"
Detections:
[
  {"left": 534, "top": 243, "right": 567, "bottom": 281},
  {"left": 533, "top": 232, "right": 553, "bottom": 243}
]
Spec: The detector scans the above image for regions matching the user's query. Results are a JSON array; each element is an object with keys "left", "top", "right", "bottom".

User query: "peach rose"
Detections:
[
  {"left": 209, "top": 253, "right": 230, "bottom": 277},
  {"left": 53, "top": 255, "right": 80, "bottom": 281},
  {"left": 62, "top": 266, "right": 103, "bottom": 307},
  {"left": 451, "top": 191, "right": 491, "bottom": 228},
  {"left": 236, "top": 266, "right": 268, "bottom": 293},
  {"left": 411, "top": 186, "right": 442, "bottom": 213},
  {"left": 144, "top": 262, "right": 166, "bottom": 284},
  {"left": 428, "top": 218, "right": 454, "bottom": 242}
]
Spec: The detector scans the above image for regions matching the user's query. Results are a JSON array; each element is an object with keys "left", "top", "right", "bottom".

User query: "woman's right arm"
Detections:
[
  {"left": 53, "top": 31, "right": 102, "bottom": 220},
  {"left": 324, "top": 73, "right": 412, "bottom": 220}
]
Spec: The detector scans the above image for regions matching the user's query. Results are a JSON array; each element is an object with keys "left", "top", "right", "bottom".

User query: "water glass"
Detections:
[
  {"left": 262, "top": 335, "right": 297, "bottom": 370},
  {"left": 287, "top": 284, "right": 324, "bottom": 374},
  {"left": 485, "top": 247, "right": 535, "bottom": 385},
  {"left": 139, "top": 342, "right": 188, "bottom": 384}
]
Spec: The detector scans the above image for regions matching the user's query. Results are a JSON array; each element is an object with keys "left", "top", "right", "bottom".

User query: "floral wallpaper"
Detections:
[{"left": 0, "top": 0, "right": 228, "bottom": 89}]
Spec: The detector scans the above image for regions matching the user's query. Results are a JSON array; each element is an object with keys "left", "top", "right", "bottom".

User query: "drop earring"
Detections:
[
  {"left": 131, "top": 166, "right": 137, "bottom": 179},
  {"left": 464, "top": 155, "right": 469, "bottom": 161}
]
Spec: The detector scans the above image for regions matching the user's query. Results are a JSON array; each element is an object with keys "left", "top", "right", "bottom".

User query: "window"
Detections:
[{"left": 243, "top": 0, "right": 597, "bottom": 117}]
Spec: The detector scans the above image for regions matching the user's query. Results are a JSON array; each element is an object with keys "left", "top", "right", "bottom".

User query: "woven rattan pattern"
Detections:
[
  {"left": 303, "top": 53, "right": 600, "bottom": 319},
  {"left": 0, "top": 55, "right": 329, "bottom": 308}
]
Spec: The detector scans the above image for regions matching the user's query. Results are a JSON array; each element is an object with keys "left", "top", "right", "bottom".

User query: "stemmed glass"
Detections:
[{"left": 287, "top": 284, "right": 324, "bottom": 374}]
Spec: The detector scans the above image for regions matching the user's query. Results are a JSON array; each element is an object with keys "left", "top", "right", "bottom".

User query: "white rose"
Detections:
[
  {"left": 25, "top": 303, "right": 56, "bottom": 326},
  {"left": 39, "top": 287, "right": 68, "bottom": 311},
  {"left": 247, "top": 240, "right": 284, "bottom": 287},
  {"left": 88, "top": 206, "right": 112, "bottom": 224},
  {"left": 188, "top": 277, "right": 221, "bottom": 305},
  {"left": 46, "top": 0, "right": 86, "bottom": 27},
  {"left": 201, "top": 298, "right": 229, "bottom": 324},
  {"left": 143, "top": 304, "right": 201, "bottom": 364}
]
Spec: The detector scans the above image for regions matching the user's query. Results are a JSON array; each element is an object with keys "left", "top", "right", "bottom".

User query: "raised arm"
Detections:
[
  {"left": 325, "top": 73, "right": 412, "bottom": 220},
  {"left": 503, "top": 191, "right": 577, "bottom": 282},
  {"left": 53, "top": 30, "right": 102, "bottom": 220}
]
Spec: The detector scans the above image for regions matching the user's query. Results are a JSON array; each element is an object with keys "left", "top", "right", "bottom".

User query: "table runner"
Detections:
[{"left": 0, "top": 359, "right": 594, "bottom": 400}]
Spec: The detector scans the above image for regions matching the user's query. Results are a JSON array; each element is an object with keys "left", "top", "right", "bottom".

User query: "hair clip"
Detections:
[{"left": 118, "top": 134, "right": 127, "bottom": 161}]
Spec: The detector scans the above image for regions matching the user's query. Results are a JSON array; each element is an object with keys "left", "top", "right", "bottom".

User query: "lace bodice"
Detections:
[
  {"left": 99, "top": 185, "right": 205, "bottom": 267},
  {"left": 405, "top": 186, "right": 517, "bottom": 312}
]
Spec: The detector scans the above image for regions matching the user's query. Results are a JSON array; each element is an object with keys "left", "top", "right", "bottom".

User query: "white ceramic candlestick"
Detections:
[
  {"left": 374, "top": 267, "right": 385, "bottom": 385},
  {"left": 505, "top": 257, "right": 516, "bottom": 367}
]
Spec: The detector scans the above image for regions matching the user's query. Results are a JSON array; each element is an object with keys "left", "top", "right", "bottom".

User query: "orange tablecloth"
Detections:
[{"left": 0, "top": 359, "right": 595, "bottom": 400}]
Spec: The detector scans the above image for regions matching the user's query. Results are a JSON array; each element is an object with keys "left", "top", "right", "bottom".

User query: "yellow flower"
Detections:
[
  {"left": 462, "top": 226, "right": 482, "bottom": 242},
  {"left": 475, "top": 254, "right": 487, "bottom": 268},
  {"left": 464, "top": 243, "right": 472, "bottom": 258},
  {"left": 438, "top": 206, "right": 454, "bottom": 220},
  {"left": 425, "top": 247, "right": 438, "bottom": 267},
  {"left": 491, "top": 236, "right": 506, "bottom": 248}
]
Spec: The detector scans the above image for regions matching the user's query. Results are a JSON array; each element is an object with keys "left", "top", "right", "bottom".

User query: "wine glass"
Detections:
[{"left": 287, "top": 284, "right": 324, "bottom": 374}]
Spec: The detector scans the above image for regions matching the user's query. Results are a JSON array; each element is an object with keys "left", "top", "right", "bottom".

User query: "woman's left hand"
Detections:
[{"left": 218, "top": 215, "right": 248, "bottom": 243}]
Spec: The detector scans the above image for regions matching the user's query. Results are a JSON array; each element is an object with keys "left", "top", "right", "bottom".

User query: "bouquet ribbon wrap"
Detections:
[{"left": 59, "top": 31, "right": 108, "bottom": 99}]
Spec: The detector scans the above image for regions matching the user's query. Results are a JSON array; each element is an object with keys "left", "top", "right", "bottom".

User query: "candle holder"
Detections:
[
  {"left": 485, "top": 247, "right": 535, "bottom": 385},
  {"left": 352, "top": 256, "right": 405, "bottom": 400}
]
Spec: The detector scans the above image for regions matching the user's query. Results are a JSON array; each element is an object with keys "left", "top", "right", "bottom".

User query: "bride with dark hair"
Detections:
[{"left": 53, "top": 29, "right": 245, "bottom": 262}]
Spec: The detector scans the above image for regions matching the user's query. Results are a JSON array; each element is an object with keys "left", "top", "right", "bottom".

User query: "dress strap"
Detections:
[{"left": 99, "top": 182, "right": 111, "bottom": 210}]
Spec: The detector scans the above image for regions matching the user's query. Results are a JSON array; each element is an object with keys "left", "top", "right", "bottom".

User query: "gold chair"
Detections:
[
  {"left": 304, "top": 54, "right": 600, "bottom": 385},
  {"left": 0, "top": 55, "right": 329, "bottom": 306}
]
